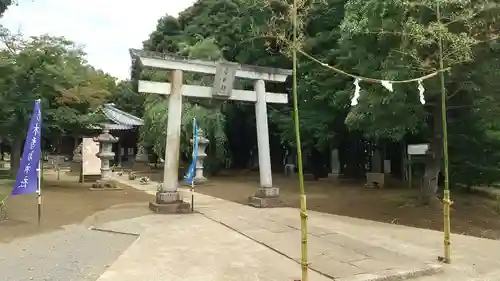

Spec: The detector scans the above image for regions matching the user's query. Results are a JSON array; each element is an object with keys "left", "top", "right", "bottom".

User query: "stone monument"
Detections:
[
  {"left": 92, "top": 128, "right": 119, "bottom": 189},
  {"left": 133, "top": 143, "right": 150, "bottom": 171},
  {"left": 135, "top": 144, "right": 149, "bottom": 162},
  {"left": 192, "top": 128, "right": 209, "bottom": 184}
]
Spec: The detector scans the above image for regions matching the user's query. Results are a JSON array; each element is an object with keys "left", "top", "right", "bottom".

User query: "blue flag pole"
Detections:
[
  {"left": 37, "top": 160, "right": 41, "bottom": 226},
  {"left": 183, "top": 117, "right": 198, "bottom": 212},
  {"left": 190, "top": 118, "right": 198, "bottom": 212},
  {"left": 11, "top": 99, "right": 42, "bottom": 225}
]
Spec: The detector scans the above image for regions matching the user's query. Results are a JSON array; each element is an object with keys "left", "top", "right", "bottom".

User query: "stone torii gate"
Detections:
[{"left": 130, "top": 49, "right": 291, "bottom": 212}]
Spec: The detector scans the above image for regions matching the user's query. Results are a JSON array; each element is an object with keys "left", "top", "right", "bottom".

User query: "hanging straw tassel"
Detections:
[
  {"left": 381, "top": 80, "right": 394, "bottom": 92},
  {"left": 418, "top": 80, "right": 426, "bottom": 104},
  {"left": 351, "top": 79, "right": 361, "bottom": 106}
]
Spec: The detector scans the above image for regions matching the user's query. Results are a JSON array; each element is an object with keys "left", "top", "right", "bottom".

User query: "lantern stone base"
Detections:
[
  {"left": 194, "top": 177, "right": 208, "bottom": 185},
  {"left": 248, "top": 187, "right": 284, "bottom": 208},
  {"left": 149, "top": 191, "right": 191, "bottom": 214}
]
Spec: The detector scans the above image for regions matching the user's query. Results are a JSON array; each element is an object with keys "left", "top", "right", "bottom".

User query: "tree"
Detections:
[
  {"left": 109, "top": 80, "right": 145, "bottom": 118},
  {"left": 339, "top": 0, "right": 500, "bottom": 203},
  {"left": 143, "top": 0, "right": 500, "bottom": 195},
  {"left": 0, "top": 33, "right": 116, "bottom": 174},
  {"left": 0, "top": 0, "right": 13, "bottom": 17}
]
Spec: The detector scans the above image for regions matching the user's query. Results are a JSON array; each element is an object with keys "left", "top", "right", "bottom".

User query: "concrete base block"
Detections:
[
  {"left": 149, "top": 201, "right": 192, "bottom": 214},
  {"left": 248, "top": 196, "right": 285, "bottom": 208},
  {"left": 156, "top": 191, "right": 181, "bottom": 203},
  {"left": 254, "top": 187, "right": 280, "bottom": 198}
]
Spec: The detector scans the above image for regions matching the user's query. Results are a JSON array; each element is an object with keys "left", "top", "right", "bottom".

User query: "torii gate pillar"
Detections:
[{"left": 130, "top": 49, "right": 291, "bottom": 210}]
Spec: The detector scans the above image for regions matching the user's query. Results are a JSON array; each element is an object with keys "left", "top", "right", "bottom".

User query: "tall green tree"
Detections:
[
  {"left": 109, "top": 80, "right": 145, "bottom": 118},
  {"left": 0, "top": 0, "right": 13, "bottom": 17},
  {"left": 339, "top": 0, "right": 500, "bottom": 202},
  {"left": 0, "top": 33, "right": 116, "bottom": 174},
  {"left": 142, "top": 0, "right": 500, "bottom": 193}
]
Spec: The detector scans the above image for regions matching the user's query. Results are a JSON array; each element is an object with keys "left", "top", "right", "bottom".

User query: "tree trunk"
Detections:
[
  {"left": 421, "top": 150, "right": 440, "bottom": 205},
  {"left": 10, "top": 137, "right": 22, "bottom": 178},
  {"left": 420, "top": 102, "right": 443, "bottom": 207}
]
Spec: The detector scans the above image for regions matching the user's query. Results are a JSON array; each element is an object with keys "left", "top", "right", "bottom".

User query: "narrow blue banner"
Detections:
[
  {"left": 12, "top": 100, "right": 42, "bottom": 196},
  {"left": 184, "top": 118, "right": 198, "bottom": 185}
]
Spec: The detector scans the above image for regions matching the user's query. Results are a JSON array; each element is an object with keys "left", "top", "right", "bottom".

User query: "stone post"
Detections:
[
  {"left": 93, "top": 129, "right": 118, "bottom": 188},
  {"left": 248, "top": 79, "right": 281, "bottom": 208},
  {"left": 371, "top": 149, "right": 382, "bottom": 173},
  {"left": 191, "top": 128, "right": 209, "bottom": 184},
  {"left": 149, "top": 69, "right": 191, "bottom": 213},
  {"left": 329, "top": 149, "right": 340, "bottom": 178},
  {"left": 70, "top": 142, "right": 82, "bottom": 174}
]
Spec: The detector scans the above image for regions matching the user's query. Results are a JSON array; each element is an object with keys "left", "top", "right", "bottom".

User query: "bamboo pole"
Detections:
[
  {"left": 436, "top": 0, "right": 452, "bottom": 264},
  {"left": 291, "top": 0, "right": 309, "bottom": 280}
]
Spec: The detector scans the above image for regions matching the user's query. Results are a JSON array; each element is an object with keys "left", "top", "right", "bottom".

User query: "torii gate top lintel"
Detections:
[{"left": 129, "top": 48, "right": 291, "bottom": 82}]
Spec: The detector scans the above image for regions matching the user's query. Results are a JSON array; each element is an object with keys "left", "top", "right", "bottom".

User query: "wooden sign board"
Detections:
[
  {"left": 407, "top": 144, "right": 429, "bottom": 155},
  {"left": 82, "top": 138, "right": 101, "bottom": 175},
  {"left": 212, "top": 61, "right": 238, "bottom": 98}
]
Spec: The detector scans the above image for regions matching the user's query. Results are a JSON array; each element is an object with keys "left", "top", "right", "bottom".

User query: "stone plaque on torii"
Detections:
[{"left": 130, "top": 49, "right": 291, "bottom": 211}]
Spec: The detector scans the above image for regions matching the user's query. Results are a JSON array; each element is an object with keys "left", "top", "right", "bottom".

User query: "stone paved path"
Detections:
[
  {"left": 94, "top": 176, "right": 453, "bottom": 281},
  {"left": 192, "top": 196, "right": 441, "bottom": 280},
  {"left": 0, "top": 224, "right": 137, "bottom": 281},
  {"left": 96, "top": 214, "right": 332, "bottom": 281},
  {"left": 97, "top": 175, "right": 500, "bottom": 280}
]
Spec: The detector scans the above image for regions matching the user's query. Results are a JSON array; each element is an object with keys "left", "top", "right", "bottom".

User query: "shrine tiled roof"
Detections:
[
  {"left": 89, "top": 123, "right": 137, "bottom": 130},
  {"left": 87, "top": 104, "right": 144, "bottom": 131},
  {"left": 101, "top": 103, "right": 144, "bottom": 127}
]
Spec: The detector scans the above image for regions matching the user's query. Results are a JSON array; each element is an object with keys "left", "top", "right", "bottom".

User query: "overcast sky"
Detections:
[{"left": 0, "top": 0, "right": 197, "bottom": 80}]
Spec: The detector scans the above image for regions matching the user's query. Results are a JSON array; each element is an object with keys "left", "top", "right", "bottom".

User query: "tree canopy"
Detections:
[
  {"left": 0, "top": 32, "right": 117, "bottom": 173},
  {"left": 136, "top": 0, "right": 500, "bottom": 197}
]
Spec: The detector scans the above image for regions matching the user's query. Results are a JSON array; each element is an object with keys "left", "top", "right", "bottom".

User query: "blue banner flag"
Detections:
[
  {"left": 183, "top": 118, "right": 198, "bottom": 185},
  {"left": 12, "top": 100, "right": 42, "bottom": 196}
]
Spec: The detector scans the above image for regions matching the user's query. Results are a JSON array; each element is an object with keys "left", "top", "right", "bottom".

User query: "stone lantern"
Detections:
[
  {"left": 93, "top": 128, "right": 119, "bottom": 188},
  {"left": 191, "top": 128, "right": 210, "bottom": 184}
]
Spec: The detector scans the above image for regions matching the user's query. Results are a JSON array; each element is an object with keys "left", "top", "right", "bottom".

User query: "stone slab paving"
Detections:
[
  {"left": 95, "top": 214, "right": 331, "bottom": 281},
  {"left": 263, "top": 206, "right": 500, "bottom": 280},
  {"left": 189, "top": 196, "right": 441, "bottom": 280},
  {"left": 107, "top": 175, "right": 445, "bottom": 281},
  {"left": 107, "top": 175, "right": 500, "bottom": 280}
]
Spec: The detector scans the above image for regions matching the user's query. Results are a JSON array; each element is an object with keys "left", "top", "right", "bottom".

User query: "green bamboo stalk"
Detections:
[
  {"left": 436, "top": 1, "right": 452, "bottom": 264},
  {"left": 291, "top": 0, "right": 309, "bottom": 280}
]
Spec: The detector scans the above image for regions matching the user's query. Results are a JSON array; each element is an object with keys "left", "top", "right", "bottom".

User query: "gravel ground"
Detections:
[{"left": 0, "top": 224, "right": 137, "bottom": 281}]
